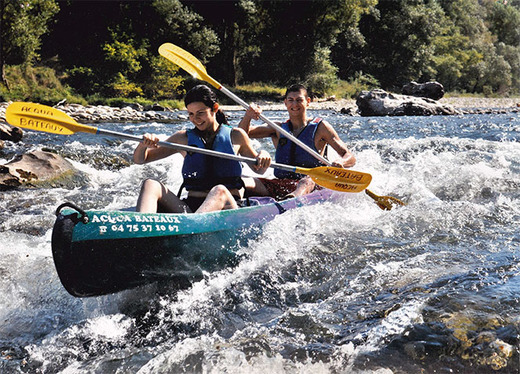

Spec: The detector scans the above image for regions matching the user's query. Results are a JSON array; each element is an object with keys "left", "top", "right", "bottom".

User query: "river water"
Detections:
[{"left": 1, "top": 108, "right": 520, "bottom": 373}]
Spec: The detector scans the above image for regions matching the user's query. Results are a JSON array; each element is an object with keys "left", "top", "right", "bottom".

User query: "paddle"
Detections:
[
  {"left": 158, "top": 43, "right": 405, "bottom": 209},
  {"left": 5, "top": 102, "right": 372, "bottom": 193},
  {"left": 159, "top": 43, "right": 329, "bottom": 164}
]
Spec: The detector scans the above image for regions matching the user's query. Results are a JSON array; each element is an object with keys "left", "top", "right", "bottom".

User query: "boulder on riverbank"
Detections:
[
  {"left": 402, "top": 81, "right": 445, "bottom": 100},
  {"left": 0, "top": 150, "right": 87, "bottom": 190},
  {"left": 356, "top": 89, "right": 461, "bottom": 116}
]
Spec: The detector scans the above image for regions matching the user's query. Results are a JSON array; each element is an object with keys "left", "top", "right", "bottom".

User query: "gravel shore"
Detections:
[
  {"left": 1, "top": 96, "right": 518, "bottom": 131},
  {"left": 221, "top": 96, "right": 520, "bottom": 112},
  {"left": 438, "top": 97, "right": 520, "bottom": 109}
]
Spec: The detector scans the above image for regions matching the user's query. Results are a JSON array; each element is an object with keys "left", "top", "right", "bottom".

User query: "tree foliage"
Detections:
[
  {"left": 1, "top": 0, "right": 59, "bottom": 66},
  {"left": 235, "top": 0, "right": 377, "bottom": 93},
  {"left": 1, "top": 0, "right": 519, "bottom": 102}
]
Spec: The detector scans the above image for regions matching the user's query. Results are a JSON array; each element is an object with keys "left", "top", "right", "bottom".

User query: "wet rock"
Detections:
[
  {"left": 339, "top": 106, "right": 357, "bottom": 115},
  {"left": 144, "top": 103, "right": 168, "bottom": 111},
  {"left": 0, "top": 121, "right": 23, "bottom": 142},
  {"left": 0, "top": 150, "right": 87, "bottom": 190},
  {"left": 121, "top": 102, "right": 144, "bottom": 111},
  {"left": 356, "top": 89, "right": 461, "bottom": 116},
  {"left": 402, "top": 81, "right": 445, "bottom": 100}
]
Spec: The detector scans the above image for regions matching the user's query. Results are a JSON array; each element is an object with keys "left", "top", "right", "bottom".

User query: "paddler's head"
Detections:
[
  {"left": 185, "top": 85, "right": 227, "bottom": 133},
  {"left": 284, "top": 84, "right": 311, "bottom": 120}
]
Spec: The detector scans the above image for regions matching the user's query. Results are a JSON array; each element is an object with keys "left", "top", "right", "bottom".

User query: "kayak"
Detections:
[{"left": 51, "top": 188, "right": 345, "bottom": 297}]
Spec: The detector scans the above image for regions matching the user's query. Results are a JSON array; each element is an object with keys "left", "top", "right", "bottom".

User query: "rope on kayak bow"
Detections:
[{"left": 55, "top": 202, "right": 89, "bottom": 224}]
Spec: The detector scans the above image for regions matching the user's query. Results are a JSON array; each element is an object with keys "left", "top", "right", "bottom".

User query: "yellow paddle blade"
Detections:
[
  {"left": 297, "top": 166, "right": 372, "bottom": 192},
  {"left": 159, "top": 43, "right": 221, "bottom": 89},
  {"left": 311, "top": 177, "right": 369, "bottom": 192},
  {"left": 6, "top": 102, "right": 98, "bottom": 135},
  {"left": 160, "top": 43, "right": 206, "bottom": 72},
  {"left": 365, "top": 189, "right": 406, "bottom": 210}
]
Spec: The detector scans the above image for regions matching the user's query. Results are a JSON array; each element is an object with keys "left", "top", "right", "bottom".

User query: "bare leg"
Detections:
[
  {"left": 136, "top": 179, "right": 190, "bottom": 213},
  {"left": 289, "top": 176, "right": 315, "bottom": 197},
  {"left": 242, "top": 177, "right": 269, "bottom": 196},
  {"left": 196, "top": 185, "right": 238, "bottom": 213}
]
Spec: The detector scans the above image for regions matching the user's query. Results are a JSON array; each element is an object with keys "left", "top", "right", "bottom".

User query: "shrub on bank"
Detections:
[{"left": 0, "top": 65, "right": 86, "bottom": 106}]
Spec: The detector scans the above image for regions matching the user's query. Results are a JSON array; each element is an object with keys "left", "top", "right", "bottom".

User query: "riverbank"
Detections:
[
  {"left": 439, "top": 96, "right": 520, "bottom": 108},
  {"left": 221, "top": 96, "right": 520, "bottom": 113},
  {"left": 1, "top": 97, "right": 519, "bottom": 132}
]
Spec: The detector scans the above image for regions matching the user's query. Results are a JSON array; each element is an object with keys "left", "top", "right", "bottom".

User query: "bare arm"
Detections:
[
  {"left": 231, "top": 127, "right": 271, "bottom": 174},
  {"left": 133, "top": 131, "right": 187, "bottom": 164},
  {"left": 317, "top": 121, "right": 356, "bottom": 168},
  {"left": 238, "top": 103, "right": 278, "bottom": 139}
]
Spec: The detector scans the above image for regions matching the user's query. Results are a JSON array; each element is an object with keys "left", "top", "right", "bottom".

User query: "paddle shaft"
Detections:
[
  {"left": 221, "top": 87, "right": 406, "bottom": 205},
  {"left": 96, "top": 130, "right": 369, "bottom": 190},
  {"left": 5, "top": 101, "right": 371, "bottom": 191},
  {"left": 219, "top": 86, "right": 331, "bottom": 165},
  {"left": 96, "top": 127, "right": 298, "bottom": 173}
]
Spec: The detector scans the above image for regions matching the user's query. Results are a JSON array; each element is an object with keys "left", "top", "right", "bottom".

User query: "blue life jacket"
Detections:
[
  {"left": 274, "top": 118, "right": 325, "bottom": 179},
  {"left": 181, "top": 124, "right": 243, "bottom": 191}
]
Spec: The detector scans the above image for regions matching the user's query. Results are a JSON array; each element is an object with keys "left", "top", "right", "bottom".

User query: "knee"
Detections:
[
  {"left": 140, "top": 179, "right": 163, "bottom": 194},
  {"left": 209, "top": 184, "right": 231, "bottom": 198},
  {"left": 298, "top": 176, "right": 314, "bottom": 187}
]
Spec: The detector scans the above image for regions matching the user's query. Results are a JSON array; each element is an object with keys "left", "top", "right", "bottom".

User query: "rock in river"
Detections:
[
  {"left": 0, "top": 120, "right": 23, "bottom": 142},
  {"left": 402, "top": 81, "right": 445, "bottom": 100},
  {"left": 356, "top": 89, "right": 461, "bottom": 116},
  {"left": 0, "top": 150, "right": 87, "bottom": 190}
]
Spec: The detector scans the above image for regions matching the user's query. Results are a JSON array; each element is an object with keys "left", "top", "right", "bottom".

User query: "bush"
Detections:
[
  {"left": 304, "top": 47, "right": 338, "bottom": 97},
  {"left": 144, "top": 56, "right": 185, "bottom": 100},
  {"left": 0, "top": 65, "right": 86, "bottom": 105},
  {"left": 64, "top": 66, "right": 98, "bottom": 96},
  {"left": 331, "top": 73, "right": 380, "bottom": 99},
  {"left": 108, "top": 72, "right": 144, "bottom": 98},
  {"left": 482, "top": 85, "right": 493, "bottom": 97},
  {"left": 232, "top": 83, "right": 285, "bottom": 103}
]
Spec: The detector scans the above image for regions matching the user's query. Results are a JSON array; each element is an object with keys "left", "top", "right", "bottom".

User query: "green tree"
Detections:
[
  {"left": 238, "top": 0, "right": 376, "bottom": 94},
  {"left": 431, "top": 32, "right": 482, "bottom": 91},
  {"left": 102, "top": 30, "right": 148, "bottom": 97},
  {"left": 153, "top": 0, "right": 219, "bottom": 63},
  {"left": 180, "top": 0, "right": 260, "bottom": 87},
  {"left": 144, "top": 55, "right": 184, "bottom": 99},
  {"left": 353, "top": 0, "right": 446, "bottom": 90},
  {"left": 1, "top": 0, "right": 59, "bottom": 65},
  {"left": 43, "top": 0, "right": 219, "bottom": 99},
  {"left": 485, "top": 1, "right": 520, "bottom": 93},
  {"left": 0, "top": 0, "right": 58, "bottom": 90},
  {"left": 487, "top": 1, "right": 520, "bottom": 46},
  {"left": 306, "top": 46, "right": 339, "bottom": 97},
  {"left": 496, "top": 42, "right": 520, "bottom": 92}
]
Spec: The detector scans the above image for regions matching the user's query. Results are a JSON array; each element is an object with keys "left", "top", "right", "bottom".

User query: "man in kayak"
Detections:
[
  {"left": 134, "top": 85, "right": 271, "bottom": 213},
  {"left": 239, "top": 84, "right": 356, "bottom": 199}
]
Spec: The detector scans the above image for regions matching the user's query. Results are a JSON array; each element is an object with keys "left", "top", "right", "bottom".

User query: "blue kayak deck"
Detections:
[
  {"left": 69, "top": 189, "right": 337, "bottom": 241},
  {"left": 51, "top": 189, "right": 343, "bottom": 297}
]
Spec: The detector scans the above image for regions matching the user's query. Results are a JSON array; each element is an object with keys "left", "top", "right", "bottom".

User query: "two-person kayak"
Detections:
[{"left": 52, "top": 188, "right": 349, "bottom": 297}]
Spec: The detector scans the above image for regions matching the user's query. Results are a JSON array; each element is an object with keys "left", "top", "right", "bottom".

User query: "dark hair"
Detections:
[
  {"left": 184, "top": 84, "right": 227, "bottom": 124},
  {"left": 284, "top": 84, "right": 308, "bottom": 99}
]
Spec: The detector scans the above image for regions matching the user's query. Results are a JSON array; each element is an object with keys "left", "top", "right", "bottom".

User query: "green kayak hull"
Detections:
[{"left": 51, "top": 189, "right": 343, "bottom": 297}]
